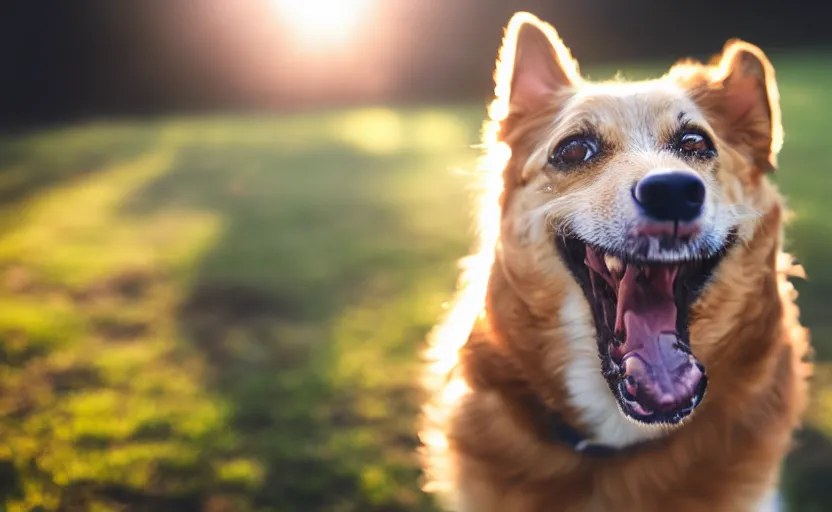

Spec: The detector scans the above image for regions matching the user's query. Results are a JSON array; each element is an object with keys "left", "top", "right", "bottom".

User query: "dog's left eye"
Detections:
[
  {"left": 549, "top": 135, "right": 600, "bottom": 169},
  {"left": 675, "top": 131, "right": 717, "bottom": 159}
]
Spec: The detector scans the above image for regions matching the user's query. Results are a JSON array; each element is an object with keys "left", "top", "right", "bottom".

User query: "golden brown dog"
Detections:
[{"left": 420, "top": 11, "right": 812, "bottom": 512}]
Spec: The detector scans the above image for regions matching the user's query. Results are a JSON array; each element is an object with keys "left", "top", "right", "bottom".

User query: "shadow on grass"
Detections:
[
  {"left": 0, "top": 124, "right": 159, "bottom": 207},
  {"left": 113, "top": 137, "right": 469, "bottom": 511}
]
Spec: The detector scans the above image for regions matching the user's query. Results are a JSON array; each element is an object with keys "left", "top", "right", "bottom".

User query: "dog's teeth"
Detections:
[{"left": 604, "top": 254, "right": 623, "bottom": 274}]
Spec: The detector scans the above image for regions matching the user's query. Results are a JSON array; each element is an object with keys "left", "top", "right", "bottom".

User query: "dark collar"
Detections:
[
  {"left": 520, "top": 390, "right": 650, "bottom": 457},
  {"left": 543, "top": 410, "right": 625, "bottom": 457}
]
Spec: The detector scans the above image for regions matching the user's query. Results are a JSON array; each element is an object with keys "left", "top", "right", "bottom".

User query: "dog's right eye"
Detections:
[{"left": 549, "top": 135, "right": 600, "bottom": 169}]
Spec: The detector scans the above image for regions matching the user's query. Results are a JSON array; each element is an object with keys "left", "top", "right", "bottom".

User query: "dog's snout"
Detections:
[{"left": 633, "top": 170, "right": 705, "bottom": 223}]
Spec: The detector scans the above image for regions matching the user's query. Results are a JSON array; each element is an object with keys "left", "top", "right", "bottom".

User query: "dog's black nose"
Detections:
[{"left": 633, "top": 171, "right": 705, "bottom": 222}]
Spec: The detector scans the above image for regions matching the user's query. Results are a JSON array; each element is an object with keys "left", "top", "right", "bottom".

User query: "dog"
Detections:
[{"left": 419, "top": 11, "right": 812, "bottom": 512}]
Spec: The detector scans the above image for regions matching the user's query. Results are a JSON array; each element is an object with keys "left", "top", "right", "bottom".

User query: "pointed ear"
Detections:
[
  {"left": 493, "top": 12, "right": 581, "bottom": 118},
  {"left": 676, "top": 40, "right": 782, "bottom": 172}
]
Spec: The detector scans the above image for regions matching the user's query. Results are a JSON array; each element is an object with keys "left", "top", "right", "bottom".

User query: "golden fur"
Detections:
[{"left": 420, "top": 12, "right": 812, "bottom": 512}]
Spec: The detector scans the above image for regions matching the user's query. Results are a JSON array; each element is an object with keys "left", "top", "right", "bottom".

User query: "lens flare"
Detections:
[{"left": 270, "top": 0, "right": 374, "bottom": 49}]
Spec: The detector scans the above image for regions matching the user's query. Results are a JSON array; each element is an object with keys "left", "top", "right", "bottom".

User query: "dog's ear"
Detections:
[
  {"left": 673, "top": 41, "right": 782, "bottom": 173},
  {"left": 493, "top": 12, "right": 580, "bottom": 118}
]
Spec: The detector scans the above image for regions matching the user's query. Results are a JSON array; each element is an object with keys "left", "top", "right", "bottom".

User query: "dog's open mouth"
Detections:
[{"left": 556, "top": 235, "right": 733, "bottom": 425}]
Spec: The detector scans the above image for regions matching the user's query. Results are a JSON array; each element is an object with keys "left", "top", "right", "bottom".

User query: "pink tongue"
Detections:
[
  {"left": 612, "top": 264, "right": 705, "bottom": 413},
  {"left": 614, "top": 264, "right": 679, "bottom": 358}
]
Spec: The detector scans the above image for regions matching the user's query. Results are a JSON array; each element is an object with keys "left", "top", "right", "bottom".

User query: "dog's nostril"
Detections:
[{"left": 633, "top": 171, "right": 706, "bottom": 223}]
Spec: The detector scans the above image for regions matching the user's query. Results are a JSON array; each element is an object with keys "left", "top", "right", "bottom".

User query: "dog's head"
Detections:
[{"left": 488, "top": 13, "right": 782, "bottom": 428}]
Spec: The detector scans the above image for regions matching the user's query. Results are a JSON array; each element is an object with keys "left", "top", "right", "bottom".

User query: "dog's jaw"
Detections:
[{"left": 560, "top": 289, "right": 663, "bottom": 447}]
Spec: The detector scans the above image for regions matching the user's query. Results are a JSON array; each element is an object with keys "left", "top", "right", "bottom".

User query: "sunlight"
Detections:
[{"left": 270, "top": 0, "right": 375, "bottom": 49}]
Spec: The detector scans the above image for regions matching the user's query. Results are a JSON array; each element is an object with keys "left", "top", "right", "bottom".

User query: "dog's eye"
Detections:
[
  {"left": 549, "top": 135, "right": 600, "bottom": 169},
  {"left": 680, "top": 133, "right": 708, "bottom": 153},
  {"left": 675, "top": 131, "right": 717, "bottom": 159}
]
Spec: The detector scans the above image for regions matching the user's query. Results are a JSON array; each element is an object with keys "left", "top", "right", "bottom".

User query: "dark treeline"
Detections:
[{"left": 0, "top": 0, "right": 827, "bottom": 131}]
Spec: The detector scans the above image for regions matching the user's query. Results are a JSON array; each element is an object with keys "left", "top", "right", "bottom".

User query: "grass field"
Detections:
[{"left": 1, "top": 55, "right": 832, "bottom": 511}]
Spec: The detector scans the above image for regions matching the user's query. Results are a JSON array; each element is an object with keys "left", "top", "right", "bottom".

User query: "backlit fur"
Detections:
[{"left": 420, "top": 12, "right": 811, "bottom": 512}]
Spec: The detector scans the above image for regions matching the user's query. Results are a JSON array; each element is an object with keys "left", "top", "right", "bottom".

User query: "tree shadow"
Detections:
[
  {"left": 115, "top": 139, "right": 447, "bottom": 511},
  {"left": 0, "top": 123, "right": 159, "bottom": 210}
]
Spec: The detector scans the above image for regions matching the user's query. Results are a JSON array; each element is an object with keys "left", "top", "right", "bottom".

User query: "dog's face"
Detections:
[{"left": 491, "top": 14, "right": 782, "bottom": 427}]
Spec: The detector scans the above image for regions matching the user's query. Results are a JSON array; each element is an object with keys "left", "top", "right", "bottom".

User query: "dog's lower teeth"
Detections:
[{"left": 604, "top": 254, "right": 623, "bottom": 274}]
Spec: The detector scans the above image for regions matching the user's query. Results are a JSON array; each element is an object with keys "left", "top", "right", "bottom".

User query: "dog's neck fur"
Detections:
[{"left": 448, "top": 204, "right": 810, "bottom": 511}]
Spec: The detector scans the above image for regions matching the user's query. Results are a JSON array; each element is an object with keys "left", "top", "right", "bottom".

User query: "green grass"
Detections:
[{"left": 1, "top": 55, "right": 832, "bottom": 511}]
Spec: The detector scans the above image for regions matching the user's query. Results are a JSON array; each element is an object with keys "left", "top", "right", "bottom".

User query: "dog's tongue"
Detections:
[
  {"left": 613, "top": 264, "right": 701, "bottom": 412},
  {"left": 614, "top": 264, "right": 677, "bottom": 345}
]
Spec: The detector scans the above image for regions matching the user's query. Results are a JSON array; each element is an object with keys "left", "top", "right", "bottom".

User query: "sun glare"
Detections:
[{"left": 271, "top": 0, "right": 374, "bottom": 49}]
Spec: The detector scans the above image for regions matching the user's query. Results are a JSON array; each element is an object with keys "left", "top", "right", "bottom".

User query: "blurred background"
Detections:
[{"left": 0, "top": 0, "right": 830, "bottom": 510}]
